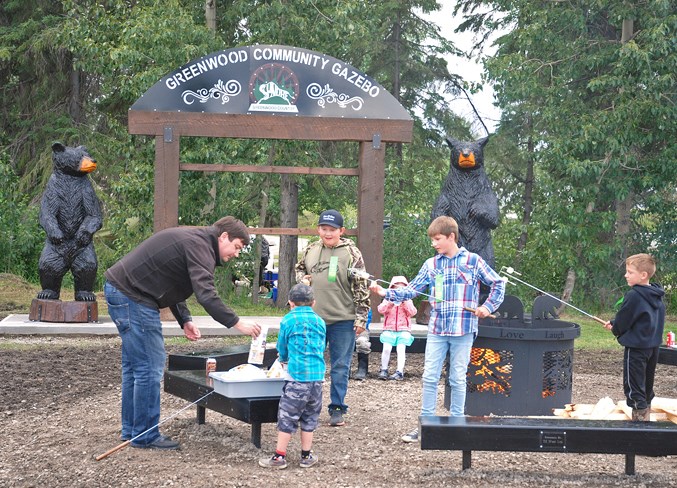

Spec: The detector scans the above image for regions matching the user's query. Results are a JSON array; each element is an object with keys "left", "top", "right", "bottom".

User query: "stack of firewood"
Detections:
[{"left": 552, "top": 397, "right": 677, "bottom": 423}]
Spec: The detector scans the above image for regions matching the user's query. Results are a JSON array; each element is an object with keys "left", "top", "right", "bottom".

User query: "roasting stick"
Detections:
[
  {"left": 95, "top": 390, "right": 214, "bottom": 461},
  {"left": 500, "top": 266, "right": 606, "bottom": 325},
  {"left": 348, "top": 268, "right": 498, "bottom": 319}
]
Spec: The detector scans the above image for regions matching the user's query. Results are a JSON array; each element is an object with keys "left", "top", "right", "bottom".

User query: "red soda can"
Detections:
[
  {"left": 206, "top": 358, "right": 217, "bottom": 376},
  {"left": 667, "top": 332, "right": 675, "bottom": 348}
]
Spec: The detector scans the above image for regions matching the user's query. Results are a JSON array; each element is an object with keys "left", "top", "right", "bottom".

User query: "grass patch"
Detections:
[
  {"left": 185, "top": 293, "right": 287, "bottom": 318},
  {"left": 560, "top": 313, "right": 676, "bottom": 350},
  {"left": 572, "top": 319, "right": 621, "bottom": 350}
]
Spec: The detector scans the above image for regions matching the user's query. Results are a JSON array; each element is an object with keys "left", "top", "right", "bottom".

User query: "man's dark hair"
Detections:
[{"left": 213, "top": 216, "right": 250, "bottom": 246}]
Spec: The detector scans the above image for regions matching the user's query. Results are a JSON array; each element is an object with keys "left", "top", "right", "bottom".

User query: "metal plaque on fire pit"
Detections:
[{"left": 539, "top": 430, "right": 566, "bottom": 451}]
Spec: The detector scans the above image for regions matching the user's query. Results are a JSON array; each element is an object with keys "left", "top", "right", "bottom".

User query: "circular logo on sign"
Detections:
[{"left": 249, "top": 63, "right": 299, "bottom": 105}]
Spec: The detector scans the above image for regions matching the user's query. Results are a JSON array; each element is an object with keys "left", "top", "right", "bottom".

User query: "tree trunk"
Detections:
[
  {"left": 205, "top": 0, "right": 216, "bottom": 32},
  {"left": 252, "top": 145, "right": 275, "bottom": 304},
  {"left": 558, "top": 268, "right": 577, "bottom": 316},
  {"left": 69, "top": 67, "right": 82, "bottom": 124},
  {"left": 277, "top": 174, "right": 298, "bottom": 309},
  {"left": 615, "top": 19, "right": 635, "bottom": 263},
  {"left": 558, "top": 202, "right": 594, "bottom": 315},
  {"left": 615, "top": 190, "right": 634, "bottom": 262},
  {"left": 514, "top": 129, "right": 535, "bottom": 267},
  {"left": 393, "top": 10, "right": 404, "bottom": 189},
  {"left": 621, "top": 19, "right": 634, "bottom": 43},
  {"left": 251, "top": 189, "right": 269, "bottom": 305},
  {"left": 200, "top": 174, "right": 217, "bottom": 218}
]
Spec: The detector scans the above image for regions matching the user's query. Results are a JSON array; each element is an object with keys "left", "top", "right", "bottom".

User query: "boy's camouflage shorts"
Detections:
[{"left": 277, "top": 380, "right": 323, "bottom": 433}]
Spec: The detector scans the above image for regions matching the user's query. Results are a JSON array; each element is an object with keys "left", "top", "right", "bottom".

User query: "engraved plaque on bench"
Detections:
[{"left": 539, "top": 430, "right": 566, "bottom": 451}]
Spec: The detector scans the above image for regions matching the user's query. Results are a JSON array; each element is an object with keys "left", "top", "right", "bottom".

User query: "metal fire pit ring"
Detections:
[{"left": 445, "top": 296, "right": 582, "bottom": 417}]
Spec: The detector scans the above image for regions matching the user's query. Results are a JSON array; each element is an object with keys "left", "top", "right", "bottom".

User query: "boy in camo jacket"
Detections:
[
  {"left": 259, "top": 284, "right": 326, "bottom": 469},
  {"left": 295, "top": 210, "right": 371, "bottom": 427}
]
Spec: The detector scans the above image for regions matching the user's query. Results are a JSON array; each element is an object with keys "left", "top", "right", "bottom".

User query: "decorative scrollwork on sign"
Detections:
[
  {"left": 182, "top": 79, "right": 242, "bottom": 105},
  {"left": 306, "top": 83, "right": 363, "bottom": 110}
]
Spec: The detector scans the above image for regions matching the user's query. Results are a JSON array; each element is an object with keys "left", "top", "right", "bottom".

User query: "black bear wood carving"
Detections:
[
  {"left": 431, "top": 136, "right": 499, "bottom": 268},
  {"left": 37, "top": 143, "right": 102, "bottom": 301}
]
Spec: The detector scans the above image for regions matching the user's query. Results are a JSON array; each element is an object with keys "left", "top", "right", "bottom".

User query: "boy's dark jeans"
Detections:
[{"left": 623, "top": 346, "right": 659, "bottom": 410}]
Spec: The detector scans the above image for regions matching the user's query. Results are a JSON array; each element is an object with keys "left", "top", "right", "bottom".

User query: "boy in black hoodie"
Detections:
[{"left": 604, "top": 253, "right": 665, "bottom": 421}]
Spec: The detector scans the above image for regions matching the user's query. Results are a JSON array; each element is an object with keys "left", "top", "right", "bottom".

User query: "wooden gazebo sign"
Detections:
[{"left": 128, "top": 45, "right": 413, "bottom": 286}]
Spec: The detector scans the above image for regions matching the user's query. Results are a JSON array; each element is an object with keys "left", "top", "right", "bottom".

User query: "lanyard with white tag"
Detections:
[
  {"left": 327, "top": 255, "right": 339, "bottom": 283},
  {"left": 434, "top": 272, "right": 444, "bottom": 301}
]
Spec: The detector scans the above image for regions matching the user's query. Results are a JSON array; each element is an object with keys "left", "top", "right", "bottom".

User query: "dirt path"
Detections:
[{"left": 1, "top": 337, "right": 676, "bottom": 487}]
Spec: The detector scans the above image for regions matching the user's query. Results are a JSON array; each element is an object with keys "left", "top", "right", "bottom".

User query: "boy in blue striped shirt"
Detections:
[
  {"left": 370, "top": 216, "right": 505, "bottom": 443},
  {"left": 259, "top": 283, "right": 326, "bottom": 469}
]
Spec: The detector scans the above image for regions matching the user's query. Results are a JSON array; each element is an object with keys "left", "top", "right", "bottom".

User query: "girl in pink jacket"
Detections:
[{"left": 377, "top": 276, "right": 417, "bottom": 380}]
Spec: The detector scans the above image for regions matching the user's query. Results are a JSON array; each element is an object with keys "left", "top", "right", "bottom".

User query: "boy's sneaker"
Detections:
[
  {"left": 401, "top": 428, "right": 419, "bottom": 443},
  {"left": 329, "top": 409, "right": 345, "bottom": 426},
  {"left": 300, "top": 453, "right": 318, "bottom": 468},
  {"left": 378, "top": 369, "right": 388, "bottom": 380},
  {"left": 389, "top": 371, "right": 404, "bottom": 381},
  {"left": 259, "top": 455, "right": 288, "bottom": 469}
]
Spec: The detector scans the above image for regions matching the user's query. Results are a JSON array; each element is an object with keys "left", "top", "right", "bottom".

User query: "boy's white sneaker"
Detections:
[{"left": 401, "top": 428, "right": 419, "bottom": 443}]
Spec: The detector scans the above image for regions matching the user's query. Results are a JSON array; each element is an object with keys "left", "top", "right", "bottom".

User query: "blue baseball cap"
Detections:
[{"left": 318, "top": 209, "right": 344, "bottom": 228}]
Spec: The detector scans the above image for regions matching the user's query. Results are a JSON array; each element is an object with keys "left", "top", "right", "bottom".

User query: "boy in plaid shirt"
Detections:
[
  {"left": 259, "top": 284, "right": 326, "bottom": 469},
  {"left": 370, "top": 216, "right": 504, "bottom": 443}
]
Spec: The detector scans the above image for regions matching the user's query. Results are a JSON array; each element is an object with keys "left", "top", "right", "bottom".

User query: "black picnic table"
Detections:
[
  {"left": 163, "top": 345, "right": 280, "bottom": 448},
  {"left": 658, "top": 345, "right": 677, "bottom": 366}
]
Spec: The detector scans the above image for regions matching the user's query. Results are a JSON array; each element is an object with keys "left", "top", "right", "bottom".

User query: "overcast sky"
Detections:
[{"left": 426, "top": 2, "right": 503, "bottom": 135}]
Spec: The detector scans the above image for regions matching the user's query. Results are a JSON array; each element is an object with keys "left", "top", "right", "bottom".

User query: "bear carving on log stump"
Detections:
[{"left": 35, "top": 142, "right": 102, "bottom": 306}]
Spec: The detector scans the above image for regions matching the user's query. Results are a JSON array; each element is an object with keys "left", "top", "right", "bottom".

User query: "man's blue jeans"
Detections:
[
  {"left": 325, "top": 320, "right": 356, "bottom": 413},
  {"left": 421, "top": 332, "right": 474, "bottom": 417},
  {"left": 104, "top": 281, "right": 165, "bottom": 445}
]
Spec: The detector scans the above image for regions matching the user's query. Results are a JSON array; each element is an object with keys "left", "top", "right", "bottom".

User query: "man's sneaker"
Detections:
[
  {"left": 329, "top": 410, "right": 345, "bottom": 426},
  {"left": 389, "top": 371, "right": 404, "bottom": 381},
  {"left": 401, "top": 428, "right": 419, "bottom": 443},
  {"left": 300, "top": 453, "right": 318, "bottom": 468},
  {"left": 131, "top": 435, "right": 180, "bottom": 450},
  {"left": 259, "top": 455, "right": 288, "bottom": 469},
  {"left": 378, "top": 369, "right": 389, "bottom": 380}
]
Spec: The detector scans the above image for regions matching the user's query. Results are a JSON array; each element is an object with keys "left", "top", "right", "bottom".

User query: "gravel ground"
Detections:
[{"left": 1, "top": 336, "right": 676, "bottom": 488}]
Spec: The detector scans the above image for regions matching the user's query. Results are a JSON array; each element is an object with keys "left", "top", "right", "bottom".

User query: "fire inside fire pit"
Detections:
[{"left": 445, "top": 295, "right": 580, "bottom": 416}]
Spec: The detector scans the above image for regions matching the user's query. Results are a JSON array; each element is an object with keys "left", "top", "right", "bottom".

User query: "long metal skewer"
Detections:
[
  {"left": 500, "top": 266, "right": 606, "bottom": 325},
  {"left": 349, "top": 268, "right": 497, "bottom": 318},
  {"left": 95, "top": 390, "right": 215, "bottom": 461}
]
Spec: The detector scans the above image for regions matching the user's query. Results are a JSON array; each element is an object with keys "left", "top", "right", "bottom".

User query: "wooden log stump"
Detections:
[{"left": 29, "top": 299, "right": 98, "bottom": 323}]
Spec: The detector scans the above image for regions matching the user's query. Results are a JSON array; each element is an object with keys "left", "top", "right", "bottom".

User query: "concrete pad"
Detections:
[
  {"left": 0, "top": 314, "right": 283, "bottom": 337},
  {"left": 0, "top": 314, "right": 427, "bottom": 337}
]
